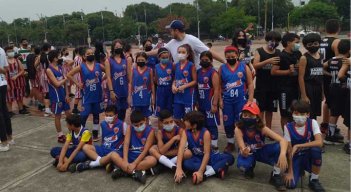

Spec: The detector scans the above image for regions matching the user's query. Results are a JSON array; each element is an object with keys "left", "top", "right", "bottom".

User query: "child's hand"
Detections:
[
  {"left": 291, "top": 145, "right": 300, "bottom": 157},
  {"left": 289, "top": 64, "right": 295, "bottom": 75},
  {"left": 77, "top": 82, "right": 84, "bottom": 90},
  {"left": 342, "top": 58, "right": 351, "bottom": 66},
  {"left": 59, "top": 163, "right": 68, "bottom": 172},
  {"left": 211, "top": 105, "right": 218, "bottom": 114},
  {"left": 174, "top": 168, "right": 185, "bottom": 183},
  {"left": 193, "top": 171, "right": 204, "bottom": 184},
  {"left": 172, "top": 85, "right": 178, "bottom": 94},
  {"left": 110, "top": 92, "right": 117, "bottom": 102},
  {"left": 277, "top": 154, "right": 288, "bottom": 172},
  {"left": 240, "top": 146, "right": 251, "bottom": 157},
  {"left": 219, "top": 99, "right": 223, "bottom": 109},
  {"left": 268, "top": 57, "right": 280, "bottom": 65},
  {"left": 301, "top": 96, "right": 310, "bottom": 104},
  {"left": 172, "top": 135, "right": 181, "bottom": 142},
  {"left": 11, "top": 76, "right": 17, "bottom": 81},
  {"left": 284, "top": 172, "right": 295, "bottom": 187},
  {"left": 56, "top": 162, "right": 63, "bottom": 170},
  {"left": 66, "top": 96, "right": 71, "bottom": 103},
  {"left": 127, "top": 162, "right": 137, "bottom": 174},
  {"left": 178, "top": 85, "right": 185, "bottom": 92}
]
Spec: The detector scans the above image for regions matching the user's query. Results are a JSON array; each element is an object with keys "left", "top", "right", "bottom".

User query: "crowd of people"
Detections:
[{"left": 0, "top": 19, "right": 350, "bottom": 192}]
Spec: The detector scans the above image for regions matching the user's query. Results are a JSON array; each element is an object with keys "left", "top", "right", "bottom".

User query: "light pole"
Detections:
[
  {"left": 144, "top": 6, "right": 148, "bottom": 38},
  {"left": 196, "top": 0, "right": 200, "bottom": 39},
  {"left": 271, "top": 0, "right": 274, "bottom": 31},
  {"left": 257, "top": 0, "right": 260, "bottom": 37},
  {"left": 287, "top": 12, "right": 290, "bottom": 32},
  {"left": 101, "top": 11, "right": 105, "bottom": 42}
]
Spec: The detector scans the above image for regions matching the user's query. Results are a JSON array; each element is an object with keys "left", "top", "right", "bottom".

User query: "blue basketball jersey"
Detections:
[
  {"left": 147, "top": 56, "right": 159, "bottom": 70},
  {"left": 80, "top": 63, "right": 103, "bottom": 104},
  {"left": 100, "top": 119, "right": 125, "bottom": 150},
  {"left": 48, "top": 65, "right": 66, "bottom": 103},
  {"left": 186, "top": 127, "right": 211, "bottom": 156},
  {"left": 129, "top": 126, "right": 153, "bottom": 153},
  {"left": 286, "top": 118, "right": 315, "bottom": 147},
  {"left": 109, "top": 58, "right": 128, "bottom": 98},
  {"left": 71, "top": 127, "right": 92, "bottom": 146},
  {"left": 161, "top": 126, "right": 180, "bottom": 150},
  {"left": 155, "top": 62, "right": 173, "bottom": 87},
  {"left": 219, "top": 62, "right": 247, "bottom": 102},
  {"left": 132, "top": 67, "right": 152, "bottom": 106},
  {"left": 174, "top": 61, "right": 195, "bottom": 105},
  {"left": 241, "top": 127, "right": 265, "bottom": 153}
]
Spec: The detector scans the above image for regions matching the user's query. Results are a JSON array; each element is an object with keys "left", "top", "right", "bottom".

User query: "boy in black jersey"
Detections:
[
  {"left": 323, "top": 40, "right": 350, "bottom": 144},
  {"left": 271, "top": 33, "right": 301, "bottom": 130},
  {"left": 253, "top": 31, "right": 281, "bottom": 130},
  {"left": 298, "top": 33, "right": 323, "bottom": 120}
]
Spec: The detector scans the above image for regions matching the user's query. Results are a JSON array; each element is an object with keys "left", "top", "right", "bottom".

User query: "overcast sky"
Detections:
[{"left": 0, "top": 0, "right": 302, "bottom": 23}]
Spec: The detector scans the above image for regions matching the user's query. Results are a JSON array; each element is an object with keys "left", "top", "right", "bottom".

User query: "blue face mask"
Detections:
[
  {"left": 160, "top": 58, "right": 169, "bottom": 64},
  {"left": 293, "top": 43, "right": 300, "bottom": 52},
  {"left": 134, "top": 123, "right": 146, "bottom": 132}
]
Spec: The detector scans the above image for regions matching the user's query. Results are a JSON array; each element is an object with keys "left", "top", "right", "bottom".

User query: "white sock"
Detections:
[
  {"left": 310, "top": 173, "right": 319, "bottom": 181},
  {"left": 211, "top": 140, "right": 218, "bottom": 148},
  {"left": 329, "top": 124, "right": 336, "bottom": 136},
  {"left": 170, "top": 156, "right": 177, "bottom": 164},
  {"left": 159, "top": 155, "right": 176, "bottom": 169},
  {"left": 45, "top": 108, "right": 51, "bottom": 113},
  {"left": 227, "top": 138, "right": 235, "bottom": 144},
  {"left": 57, "top": 132, "right": 64, "bottom": 137},
  {"left": 204, "top": 165, "right": 216, "bottom": 177},
  {"left": 273, "top": 166, "right": 281, "bottom": 175},
  {"left": 93, "top": 124, "right": 99, "bottom": 131},
  {"left": 89, "top": 156, "right": 101, "bottom": 168}
]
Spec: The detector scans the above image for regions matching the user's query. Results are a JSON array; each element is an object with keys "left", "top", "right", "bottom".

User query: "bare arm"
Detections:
[
  {"left": 234, "top": 127, "right": 246, "bottom": 152},
  {"left": 46, "top": 69, "right": 67, "bottom": 88},
  {"left": 197, "top": 131, "right": 211, "bottom": 174},
  {"left": 67, "top": 66, "right": 81, "bottom": 86},
  {"left": 132, "top": 130, "right": 155, "bottom": 165},
  {"left": 211, "top": 72, "right": 220, "bottom": 107},
  {"left": 123, "top": 126, "right": 131, "bottom": 162},
  {"left": 338, "top": 60, "right": 350, "bottom": 79},
  {"left": 298, "top": 56, "right": 308, "bottom": 101},
  {"left": 146, "top": 49, "right": 159, "bottom": 56},
  {"left": 209, "top": 49, "right": 226, "bottom": 64},
  {"left": 245, "top": 65, "right": 254, "bottom": 102}
]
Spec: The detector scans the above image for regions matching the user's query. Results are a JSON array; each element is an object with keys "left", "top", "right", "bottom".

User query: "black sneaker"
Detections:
[
  {"left": 111, "top": 167, "right": 126, "bottom": 180},
  {"left": 132, "top": 170, "right": 147, "bottom": 184},
  {"left": 76, "top": 161, "right": 91, "bottom": 172},
  {"left": 269, "top": 173, "right": 286, "bottom": 191},
  {"left": 343, "top": 143, "right": 350, "bottom": 154},
  {"left": 38, "top": 104, "right": 45, "bottom": 111},
  {"left": 324, "top": 134, "right": 344, "bottom": 145},
  {"left": 52, "top": 157, "right": 59, "bottom": 167},
  {"left": 68, "top": 163, "right": 77, "bottom": 173},
  {"left": 19, "top": 109, "right": 30, "bottom": 115},
  {"left": 308, "top": 179, "right": 325, "bottom": 192},
  {"left": 244, "top": 167, "right": 255, "bottom": 179},
  {"left": 148, "top": 163, "right": 164, "bottom": 175}
]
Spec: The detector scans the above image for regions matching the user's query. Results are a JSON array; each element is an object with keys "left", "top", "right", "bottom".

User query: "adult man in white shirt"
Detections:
[
  {"left": 147, "top": 20, "right": 226, "bottom": 68},
  {"left": 0, "top": 47, "right": 13, "bottom": 152}
]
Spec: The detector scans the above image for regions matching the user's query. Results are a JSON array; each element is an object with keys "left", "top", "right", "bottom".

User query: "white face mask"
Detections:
[
  {"left": 134, "top": 123, "right": 146, "bottom": 132},
  {"left": 163, "top": 123, "right": 175, "bottom": 132},
  {"left": 105, "top": 116, "right": 114, "bottom": 124},
  {"left": 178, "top": 53, "right": 187, "bottom": 61},
  {"left": 293, "top": 115, "right": 307, "bottom": 126},
  {"left": 7, "top": 52, "right": 15, "bottom": 58}
]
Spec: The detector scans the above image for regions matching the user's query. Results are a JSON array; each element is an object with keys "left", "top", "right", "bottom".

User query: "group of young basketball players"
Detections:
[{"left": 2, "top": 18, "right": 349, "bottom": 192}]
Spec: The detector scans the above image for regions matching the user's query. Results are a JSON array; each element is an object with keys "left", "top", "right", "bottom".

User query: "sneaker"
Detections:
[
  {"left": 218, "top": 165, "right": 229, "bottom": 180},
  {"left": 269, "top": 173, "right": 286, "bottom": 191},
  {"left": 308, "top": 179, "right": 325, "bottom": 192},
  {"left": 105, "top": 163, "right": 114, "bottom": 173},
  {"left": 19, "top": 109, "right": 30, "bottom": 115},
  {"left": 224, "top": 143, "right": 235, "bottom": 153},
  {"left": 76, "top": 161, "right": 91, "bottom": 172},
  {"left": 324, "top": 134, "right": 344, "bottom": 145},
  {"left": 244, "top": 167, "right": 255, "bottom": 179},
  {"left": 72, "top": 108, "right": 80, "bottom": 115},
  {"left": 57, "top": 135, "right": 66, "bottom": 143},
  {"left": 0, "top": 144, "right": 10, "bottom": 152},
  {"left": 23, "top": 105, "right": 29, "bottom": 109},
  {"left": 68, "top": 163, "right": 77, "bottom": 173},
  {"left": 8, "top": 139, "right": 15, "bottom": 145},
  {"left": 69, "top": 93, "right": 75, "bottom": 98},
  {"left": 38, "top": 104, "right": 45, "bottom": 111},
  {"left": 343, "top": 143, "right": 350, "bottom": 154},
  {"left": 92, "top": 130, "right": 100, "bottom": 142},
  {"left": 132, "top": 170, "right": 147, "bottom": 184},
  {"left": 52, "top": 157, "right": 59, "bottom": 167},
  {"left": 148, "top": 163, "right": 164, "bottom": 175},
  {"left": 44, "top": 111, "right": 52, "bottom": 117},
  {"left": 111, "top": 167, "right": 126, "bottom": 180}
]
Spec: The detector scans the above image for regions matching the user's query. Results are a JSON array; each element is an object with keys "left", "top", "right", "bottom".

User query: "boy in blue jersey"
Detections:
[
  {"left": 109, "top": 110, "right": 157, "bottom": 184},
  {"left": 128, "top": 52, "right": 155, "bottom": 120},
  {"left": 106, "top": 39, "right": 131, "bottom": 121},
  {"left": 172, "top": 44, "right": 197, "bottom": 121},
  {"left": 154, "top": 48, "right": 174, "bottom": 116},
  {"left": 46, "top": 50, "right": 71, "bottom": 143},
  {"left": 219, "top": 46, "right": 254, "bottom": 152},
  {"left": 149, "top": 109, "right": 192, "bottom": 171},
  {"left": 75, "top": 105, "right": 127, "bottom": 172},
  {"left": 235, "top": 102, "right": 288, "bottom": 191},
  {"left": 68, "top": 48, "right": 105, "bottom": 141},
  {"left": 174, "top": 111, "right": 235, "bottom": 185},
  {"left": 197, "top": 51, "right": 221, "bottom": 150},
  {"left": 284, "top": 100, "right": 324, "bottom": 192},
  {"left": 50, "top": 114, "right": 92, "bottom": 172}
]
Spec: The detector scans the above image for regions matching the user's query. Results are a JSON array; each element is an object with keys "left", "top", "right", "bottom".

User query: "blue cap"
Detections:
[{"left": 165, "top": 20, "right": 184, "bottom": 30}]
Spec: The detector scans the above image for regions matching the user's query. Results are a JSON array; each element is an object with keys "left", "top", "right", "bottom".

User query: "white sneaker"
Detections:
[
  {"left": 9, "top": 140, "right": 15, "bottom": 145},
  {"left": 0, "top": 144, "right": 10, "bottom": 152},
  {"left": 44, "top": 111, "right": 52, "bottom": 117}
]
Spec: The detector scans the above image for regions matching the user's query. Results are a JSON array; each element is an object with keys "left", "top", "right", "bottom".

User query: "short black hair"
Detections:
[
  {"left": 200, "top": 51, "right": 213, "bottom": 61},
  {"left": 291, "top": 100, "right": 310, "bottom": 114},
  {"left": 130, "top": 110, "right": 145, "bottom": 124},
  {"left": 337, "top": 39, "right": 350, "bottom": 55},
  {"left": 143, "top": 39, "right": 152, "bottom": 47},
  {"left": 325, "top": 19, "right": 340, "bottom": 34},
  {"left": 34, "top": 46, "right": 41, "bottom": 55},
  {"left": 302, "top": 33, "right": 321, "bottom": 47},
  {"left": 124, "top": 44, "right": 132, "bottom": 52},
  {"left": 265, "top": 31, "right": 282, "bottom": 42},
  {"left": 282, "top": 33, "right": 299, "bottom": 47},
  {"left": 184, "top": 111, "right": 205, "bottom": 130},
  {"left": 48, "top": 50, "right": 59, "bottom": 63},
  {"left": 105, "top": 105, "right": 117, "bottom": 114},
  {"left": 159, "top": 109, "right": 173, "bottom": 122},
  {"left": 42, "top": 43, "right": 51, "bottom": 52},
  {"left": 135, "top": 52, "right": 148, "bottom": 60},
  {"left": 66, "top": 114, "right": 81, "bottom": 127},
  {"left": 21, "top": 38, "right": 28, "bottom": 43},
  {"left": 4, "top": 46, "right": 13, "bottom": 52},
  {"left": 206, "top": 42, "right": 213, "bottom": 48}
]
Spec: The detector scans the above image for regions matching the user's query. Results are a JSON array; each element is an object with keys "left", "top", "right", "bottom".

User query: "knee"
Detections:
[
  {"left": 225, "top": 153, "right": 235, "bottom": 165},
  {"left": 50, "top": 147, "right": 61, "bottom": 158},
  {"left": 310, "top": 147, "right": 322, "bottom": 166},
  {"left": 183, "top": 149, "right": 193, "bottom": 159},
  {"left": 148, "top": 145, "right": 159, "bottom": 155}
]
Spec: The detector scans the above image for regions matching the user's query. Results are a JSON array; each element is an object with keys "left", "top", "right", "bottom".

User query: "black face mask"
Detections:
[
  {"left": 86, "top": 55, "right": 95, "bottom": 62},
  {"left": 200, "top": 61, "right": 211, "bottom": 68},
  {"left": 241, "top": 118, "right": 257, "bottom": 129},
  {"left": 237, "top": 39, "right": 246, "bottom": 47},
  {"left": 145, "top": 46, "right": 153, "bottom": 52},
  {"left": 227, "top": 58, "right": 237, "bottom": 65},
  {"left": 137, "top": 61, "right": 146, "bottom": 67},
  {"left": 306, "top": 46, "right": 320, "bottom": 54},
  {"left": 114, "top": 48, "right": 123, "bottom": 55},
  {"left": 58, "top": 58, "right": 63, "bottom": 65}
]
